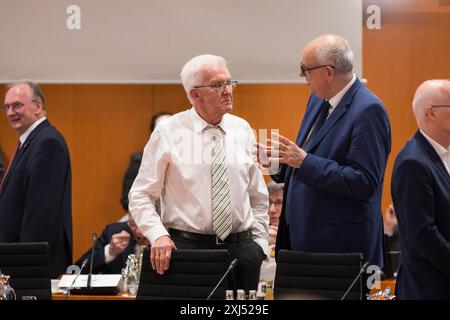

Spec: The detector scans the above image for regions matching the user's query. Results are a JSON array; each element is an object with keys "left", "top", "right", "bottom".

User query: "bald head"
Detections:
[
  {"left": 412, "top": 79, "right": 450, "bottom": 147},
  {"left": 413, "top": 80, "right": 450, "bottom": 121},
  {"left": 304, "top": 34, "right": 354, "bottom": 75}
]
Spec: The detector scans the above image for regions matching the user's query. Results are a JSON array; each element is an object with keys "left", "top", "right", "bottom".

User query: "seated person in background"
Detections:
[
  {"left": 75, "top": 214, "right": 149, "bottom": 274},
  {"left": 120, "top": 111, "right": 172, "bottom": 213},
  {"left": 267, "top": 181, "right": 283, "bottom": 248},
  {"left": 382, "top": 203, "right": 400, "bottom": 278},
  {"left": 259, "top": 181, "right": 284, "bottom": 283}
]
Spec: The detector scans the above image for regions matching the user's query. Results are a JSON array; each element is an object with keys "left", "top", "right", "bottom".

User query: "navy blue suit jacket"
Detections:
[
  {"left": 75, "top": 222, "right": 136, "bottom": 274},
  {"left": 392, "top": 131, "right": 450, "bottom": 299},
  {"left": 0, "top": 120, "right": 72, "bottom": 278},
  {"left": 273, "top": 78, "right": 391, "bottom": 268}
]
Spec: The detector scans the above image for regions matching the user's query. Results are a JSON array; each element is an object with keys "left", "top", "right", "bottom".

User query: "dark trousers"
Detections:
[{"left": 171, "top": 235, "right": 265, "bottom": 291}]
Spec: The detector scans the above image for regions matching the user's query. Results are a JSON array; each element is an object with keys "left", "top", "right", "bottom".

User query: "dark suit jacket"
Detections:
[
  {"left": 121, "top": 151, "right": 160, "bottom": 214},
  {"left": 273, "top": 78, "right": 391, "bottom": 268},
  {"left": 392, "top": 131, "right": 450, "bottom": 299},
  {"left": 0, "top": 120, "right": 72, "bottom": 278},
  {"left": 121, "top": 152, "right": 142, "bottom": 212},
  {"left": 0, "top": 147, "right": 4, "bottom": 178},
  {"left": 75, "top": 222, "right": 136, "bottom": 274}
]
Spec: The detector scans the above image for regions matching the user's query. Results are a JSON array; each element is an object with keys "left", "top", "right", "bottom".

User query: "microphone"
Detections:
[
  {"left": 341, "top": 261, "right": 370, "bottom": 300},
  {"left": 87, "top": 233, "right": 97, "bottom": 290},
  {"left": 206, "top": 258, "right": 238, "bottom": 300},
  {"left": 64, "top": 258, "right": 88, "bottom": 296}
]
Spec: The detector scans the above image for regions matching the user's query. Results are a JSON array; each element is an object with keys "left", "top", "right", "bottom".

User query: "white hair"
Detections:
[{"left": 180, "top": 54, "right": 228, "bottom": 103}]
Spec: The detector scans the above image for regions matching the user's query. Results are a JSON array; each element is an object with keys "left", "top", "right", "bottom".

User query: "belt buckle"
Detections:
[{"left": 216, "top": 236, "right": 226, "bottom": 245}]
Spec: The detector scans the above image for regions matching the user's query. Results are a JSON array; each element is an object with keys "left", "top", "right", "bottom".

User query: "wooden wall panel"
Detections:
[
  {"left": 70, "top": 85, "right": 153, "bottom": 258},
  {"left": 363, "top": 0, "right": 450, "bottom": 212}
]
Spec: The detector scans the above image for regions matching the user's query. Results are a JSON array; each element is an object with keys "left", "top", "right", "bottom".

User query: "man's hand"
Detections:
[
  {"left": 109, "top": 230, "right": 131, "bottom": 257},
  {"left": 150, "top": 235, "right": 176, "bottom": 275},
  {"left": 267, "top": 132, "right": 307, "bottom": 169}
]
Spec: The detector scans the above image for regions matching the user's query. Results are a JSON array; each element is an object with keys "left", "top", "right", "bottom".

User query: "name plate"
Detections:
[{"left": 59, "top": 274, "right": 122, "bottom": 289}]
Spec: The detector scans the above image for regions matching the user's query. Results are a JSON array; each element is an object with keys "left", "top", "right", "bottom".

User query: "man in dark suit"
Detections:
[
  {"left": 120, "top": 112, "right": 172, "bottom": 212},
  {"left": 261, "top": 34, "right": 391, "bottom": 269},
  {"left": 75, "top": 214, "right": 149, "bottom": 274},
  {"left": 392, "top": 79, "right": 450, "bottom": 299},
  {"left": 0, "top": 81, "right": 72, "bottom": 278}
]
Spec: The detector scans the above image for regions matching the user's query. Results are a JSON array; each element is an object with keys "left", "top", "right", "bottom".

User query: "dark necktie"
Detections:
[
  {"left": 0, "top": 140, "right": 21, "bottom": 192},
  {"left": 303, "top": 100, "right": 331, "bottom": 147}
]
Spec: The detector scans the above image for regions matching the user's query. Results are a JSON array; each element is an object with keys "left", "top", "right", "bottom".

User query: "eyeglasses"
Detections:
[
  {"left": 269, "top": 200, "right": 283, "bottom": 208},
  {"left": 193, "top": 80, "right": 238, "bottom": 92},
  {"left": 2, "top": 100, "right": 38, "bottom": 113},
  {"left": 2, "top": 101, "right": 25, "bottom": 112},
  {"left": 431, "top": 105, "right": 450, "bottom": 108},
  {"left": 300, "top": 64, "right": 335, "bottom": 75}
]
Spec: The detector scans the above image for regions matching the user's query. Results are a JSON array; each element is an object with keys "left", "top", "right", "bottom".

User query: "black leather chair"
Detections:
[
  {"left": 0, "top": 242, "right": 51, "bottom": 300},
  {"left": 136, "top": 248, "right": 229, "bottom": 300},
  {"left": 274, "top": 250, "right": 363, "bottom": 300}
]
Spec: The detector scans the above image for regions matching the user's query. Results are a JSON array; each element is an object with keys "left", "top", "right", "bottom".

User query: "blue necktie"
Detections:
[{"left": 303, "top": 100, "right": 331, "bottom": 148}]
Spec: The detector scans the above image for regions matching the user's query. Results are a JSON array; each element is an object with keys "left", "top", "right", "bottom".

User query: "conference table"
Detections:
[
  {"left": 52, "top": 279, "right": 396, "bottom": 300},
  {"left": 52, "top": 293, "right": 135, "bottom": 300}
]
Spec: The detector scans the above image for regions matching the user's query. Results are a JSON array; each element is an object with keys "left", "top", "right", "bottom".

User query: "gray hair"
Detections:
[
  {"left": 267, "top": 180, "right": 284, "bottom": 195},
  {"left": 180, "top": 54, "right": 228, "bottom": 103},
  {"left": 316, "top": 35, "right": 354, "bottom": 75},
  {"left": 6, "top": 80, "right": 46, "bottom": 110}
]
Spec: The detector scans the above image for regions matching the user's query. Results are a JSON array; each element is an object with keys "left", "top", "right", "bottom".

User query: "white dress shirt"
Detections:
[
  {"left": 129, "top": 107, "right": 269, "bottom": 255},
  {"left": 420, "top": 130, "right": 450, "bottom": 175},
  {"left": 19, "top": 117, "right": 47, "bottom": 146}
]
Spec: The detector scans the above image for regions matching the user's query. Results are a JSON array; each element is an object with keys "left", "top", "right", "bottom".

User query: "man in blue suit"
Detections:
[
  {"left": 0, "top": 81, "right": 72, "bottom": 278},
  {"left": 262, "top": 34, "right": 391, "bottom": 270},
  {"left": 392, "top": 79, "right": 450, "bottom": 299}
]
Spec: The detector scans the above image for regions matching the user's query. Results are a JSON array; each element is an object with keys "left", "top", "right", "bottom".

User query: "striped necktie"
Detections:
[{"left": 208, "top": 126, "right": 232, "bottom": 241}]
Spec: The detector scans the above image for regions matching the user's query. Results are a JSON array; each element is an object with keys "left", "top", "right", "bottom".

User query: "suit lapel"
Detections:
[
  {"left": 296, "top": 99, "right": 324, "bottom": 146},
  {"left": 304, "top": 79, "right": 362, "bottom": 152},
  {"left": 415, "top": 131, "right": 450, "bottom": 182},
  {"left": 1, "top": 120, "right": 50, "bottom": 191}
]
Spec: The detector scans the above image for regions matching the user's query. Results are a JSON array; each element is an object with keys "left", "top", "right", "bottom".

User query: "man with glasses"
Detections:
[
  {"left": 0, "top": 80, "right": 72, "bottom": 278},
  {"left": 129, "top": 54, "right": 269, "bottom": 292},
  {"left": 263, "top": 34, "right": 391, "bottom": 276},
  {"left": 75, "top": 214, "right": 149, "bottom": 274},
  {"left": 392, "top": 79, "right": 450, "bottom": 299}
]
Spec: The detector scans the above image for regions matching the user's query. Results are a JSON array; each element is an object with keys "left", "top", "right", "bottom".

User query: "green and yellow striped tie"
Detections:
[{"left": 208, "top": 126, "right": 232, "bottom": 241}]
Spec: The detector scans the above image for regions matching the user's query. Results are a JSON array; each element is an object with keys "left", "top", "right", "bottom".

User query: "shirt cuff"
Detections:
[{"left": 104, "top": 244, "right": 116, "bottom": 264}]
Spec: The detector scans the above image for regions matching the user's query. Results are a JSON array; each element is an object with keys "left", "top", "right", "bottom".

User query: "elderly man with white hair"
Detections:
[
  {"left": 129, "top": 54, "right": 269, "bottom": 292},
  {"left": 392, "top": 79, "right": 450, "bottom": 300}
]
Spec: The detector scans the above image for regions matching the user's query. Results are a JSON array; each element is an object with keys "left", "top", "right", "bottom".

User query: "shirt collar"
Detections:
[
  {"left": 420, "top": 129, "right": 450, "bottom": 157},
  {"left": 328, "top": 74, "right": 356, "bottom": 110},
  {"left": 19, "top": 117, "right": 47, "bottom": 146},
  {"left": 189, "top": 107, "right": 227, "bottom": 134}
]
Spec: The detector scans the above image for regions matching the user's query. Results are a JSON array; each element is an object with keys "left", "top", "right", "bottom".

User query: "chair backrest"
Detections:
[
  {"left": 0, "top": 242, "right": 51, "bottom": 300},
  {"left": 274, "top": 250, "right": 363, "bottom": 300},
  {"left": 137, "top": 248, "right": 229, "bottom": 300}
]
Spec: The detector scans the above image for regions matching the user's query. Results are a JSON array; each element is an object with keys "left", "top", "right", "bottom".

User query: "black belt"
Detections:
[{"left": 169, "top": 228, "right": 252, "bottom": 245}]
